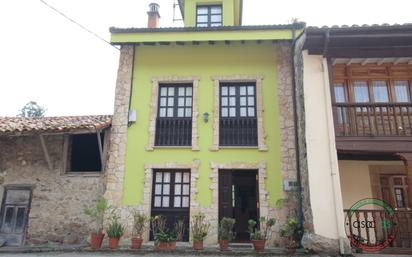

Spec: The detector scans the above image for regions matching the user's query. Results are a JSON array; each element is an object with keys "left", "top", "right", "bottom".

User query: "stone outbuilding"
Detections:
[{"left": 0, "top": 115, "right": 111, "bottom": 246}]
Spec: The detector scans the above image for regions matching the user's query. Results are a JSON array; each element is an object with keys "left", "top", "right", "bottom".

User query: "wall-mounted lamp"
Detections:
[{"left": 203, "top": 112, "right": 209, "bottom": 123}]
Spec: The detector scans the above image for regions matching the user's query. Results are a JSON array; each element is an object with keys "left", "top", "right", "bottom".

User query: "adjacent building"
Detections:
[
  {"left": 0, "top": 116, "right": 111, "bottom": 246},
  {"left": 295, "top": 24, "right": 412, "bottom": 254},
  {"left": 105, "top": 0, "right": 304, "bottom": 245}
]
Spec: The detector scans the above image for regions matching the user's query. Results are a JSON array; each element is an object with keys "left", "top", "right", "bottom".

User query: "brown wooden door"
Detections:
[
  {"left": 219, "top": 170, "right": 258, "bottom": 242},
  {"left": 219, "top": 170, "right": 233, "bottom": 220},
  {"left": 0, "top": 187, "right": 32, "bottom": 246}
]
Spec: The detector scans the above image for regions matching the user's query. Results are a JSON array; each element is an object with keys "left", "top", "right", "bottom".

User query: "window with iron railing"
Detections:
[
  {"left": 219, "top": 83, "right": 258, "bottom": 146},
  {"left": 155, "top": 84, "right": 192, "bottom": 146}
]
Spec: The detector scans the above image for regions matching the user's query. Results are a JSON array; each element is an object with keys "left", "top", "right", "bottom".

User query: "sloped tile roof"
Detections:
[{"left": 0, "top": 115, "right": 112, "bottom": 136}]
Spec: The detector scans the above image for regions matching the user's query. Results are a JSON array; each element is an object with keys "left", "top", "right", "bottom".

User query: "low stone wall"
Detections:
[{"left": 0, "top": 135, "right": 105, "bottom": 245}]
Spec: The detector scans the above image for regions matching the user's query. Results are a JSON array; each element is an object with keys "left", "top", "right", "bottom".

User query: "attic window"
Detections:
[
  {"left": 196, "top": 5, "right": 222, "bottom": 27},
  {"left": 67, "top": 133, "right": 104, "bottom": 172}
]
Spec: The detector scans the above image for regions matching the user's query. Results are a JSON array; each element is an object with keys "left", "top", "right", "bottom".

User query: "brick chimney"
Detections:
[{"left": 147, "top": 3, "right": 160, "bottom": 28}]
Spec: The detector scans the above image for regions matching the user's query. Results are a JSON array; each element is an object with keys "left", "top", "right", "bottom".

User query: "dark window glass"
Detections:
[
  {"left": 394, "top": 188, "right": 406, "bottom": 208},
  {"left": 155, "top": 84, "right": 193, "bottom": 146},
  {"left": 15, "top": 208, "right": 26, "bottom": 232},
  {"left": 196, "top": 5, "right": 222, "bottom": 27},
  {"left": 69, "top": 133, "right": 104, "bottom": 172},
  {"left": 219, "top": 83, "right": 258, "bottom": 146},
  {"left": 152, "top": 170, "right": 190, "bottom": 209}
]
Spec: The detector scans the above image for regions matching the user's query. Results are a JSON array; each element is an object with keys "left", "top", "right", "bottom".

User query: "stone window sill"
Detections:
[{"left": 63, "top": 171, "right": 103, "bottom": 177}]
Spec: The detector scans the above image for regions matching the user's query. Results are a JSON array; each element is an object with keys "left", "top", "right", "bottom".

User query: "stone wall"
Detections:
[
  {"left": 104, "top": 45, "right": 134, "bottom": 207},
  {"left": 269, "top": 43, "right": 299, "bottom": 246},
  {"left": 0, "top": 135, "right": 105, "bottom": 245}
]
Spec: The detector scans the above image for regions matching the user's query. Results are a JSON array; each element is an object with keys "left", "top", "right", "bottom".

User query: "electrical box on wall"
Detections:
[
  {"left": 128, "top": 109, "right": 137, "bottom": 124},
  {"left": 283, "top": 180, "right": 298, "bottom": 191}
]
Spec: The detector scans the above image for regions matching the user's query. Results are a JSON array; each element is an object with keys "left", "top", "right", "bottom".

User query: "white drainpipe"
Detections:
[{"left": 322, "top": 58, "right": 347, "bottom": 254}]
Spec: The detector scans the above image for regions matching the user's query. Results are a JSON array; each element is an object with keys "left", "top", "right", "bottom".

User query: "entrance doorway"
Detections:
[
  {"left": 219, "top": 170, "right": 259, "bottom": 242},
  {"left": 0, "top": 186, "right": 32, "bottom": 246}
]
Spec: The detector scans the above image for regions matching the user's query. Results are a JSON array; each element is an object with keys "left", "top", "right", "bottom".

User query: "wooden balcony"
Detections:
[
  {"left": 155, "top": 118, "right": 192, "bottom": 146},
  {"left": 333, "top": 103, "right": 412, "bottom": 152},
  {"left": 344, "top": 209, "right": 412, "bottom": 251}
]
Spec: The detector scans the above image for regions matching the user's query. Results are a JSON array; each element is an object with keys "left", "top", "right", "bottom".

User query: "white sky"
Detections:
[{"left": 0, "top": 0, "right": 411, "bottom": 116}]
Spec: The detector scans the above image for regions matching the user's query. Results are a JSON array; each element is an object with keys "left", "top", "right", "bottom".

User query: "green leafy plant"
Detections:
[
  {"left": 18, "top": 101, "right": 46, "bottom": 117},
  {"left": 191, "top": 213, "right": 210, "bottom": 241},
  {"left": 218, "top": 217, "right": 235, "bottom": 241},
  {"left": 106, "top": 208, "right": 125, "bottom": 239},
  {"left": 174, "top": 220, "right": 185, "bottom": 241},
  {"left": 131, "top": 211, "right": 149, "bottom": 238},
  {"left": 151, "top": 215, "right": 176, "bottom": 243},
  {"left": 248, "top": 217, "right": 276, "bottom": 240},
  {"left": 279, "top": 217, "right": 302, "bottom": 248},
  {"left": 84, "top": 198, "right": 108, "bottom": 234}
]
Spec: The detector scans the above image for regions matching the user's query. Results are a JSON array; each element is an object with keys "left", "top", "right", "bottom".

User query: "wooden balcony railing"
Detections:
[
  {"left": 155, "top": 118, "right": 192, "bottom": 146},
  {"left": 344, "top": 209, "right": 412, "bottom": 249},
  {"left": 333, "top": 103, "right": 412, "bottom": 137},
  {"left": 219, "top": 117, "right": 258, "bottom": 146}
]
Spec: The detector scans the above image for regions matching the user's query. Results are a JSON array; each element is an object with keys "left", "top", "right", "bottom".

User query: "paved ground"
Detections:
[{"left": 4, "top": 252, "right": 411, "bottom": 257}]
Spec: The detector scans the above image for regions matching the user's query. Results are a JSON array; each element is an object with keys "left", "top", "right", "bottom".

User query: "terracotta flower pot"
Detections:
[
  {"left": 108, "top": 237, "right": 120, "bottom": 249},
  {"left": 285, "top": 246, "right": 296, "bottom": 255},
  {"left": 251, "top": 239, "right": 265, "bottom": 253},
  {"left": 155, "top": 241, "right": 168, "bottom": 251},
  {"left": 90, "top": 233, "right": 104, "bottom": 249},
  {"left": 193, "top": 240, "right": 203, "bottom": 250},
  {"left": 219, "top": 239, "right": 229, "bottom": 251},
  {"left": 131, "top": 237, "right": 143, "bottom": 249},
  {"left": 168, "top": 241, "right": 176, "bottom": 250}
]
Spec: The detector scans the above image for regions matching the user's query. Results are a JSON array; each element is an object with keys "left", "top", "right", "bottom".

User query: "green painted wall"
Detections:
[{"left": 122, "top": 42, "right": 284, "bottom": 208}]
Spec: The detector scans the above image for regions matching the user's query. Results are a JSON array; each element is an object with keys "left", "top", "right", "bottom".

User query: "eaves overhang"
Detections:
[
  {"left": 110, "top": 23, "right": 305, "bottom": 44},
  {"left": 303, "top": 24, "right": 412, "bottom": 58}
]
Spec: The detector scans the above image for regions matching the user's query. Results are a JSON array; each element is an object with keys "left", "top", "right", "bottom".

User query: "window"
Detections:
[
  {"left": 196, "top": 5, "right": 222, "bottom": 27},
  {"left": 155, "top": 84, "right": 192, "bottom": 146},
  {"left": 333, "top": 83, "right": 347, "bottom": 103},
  {"left": 219, "top": 83, "right": 258, "bottom": 146},
  {"left": 67, "top": 133, "right": 104, "bottom": 172},
  {"left": 152, "top": 170, "right": 190, "bottom": 208},
  {"left": 353, "top": 81, "right": 370, "bottom": 103},
  {"left": 372, "top": 81, "right": 389, "bottom": 103},
  {"left": 394, "top": 80, "right": 411, "bottom": 102},
  {"left": 333, "top": 83, "right": 348, "bottom": 124},
  {"left": 151, "top": 170, "right": 190, "bottom": 241}
]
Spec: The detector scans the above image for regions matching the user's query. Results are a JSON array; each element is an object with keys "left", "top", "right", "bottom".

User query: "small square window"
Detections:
[
  {"left": 68, "top": 133, "right": 104, "bottom": 172},
  {"left": 196, "top": 5, "right": 222, "bottom": 27}
]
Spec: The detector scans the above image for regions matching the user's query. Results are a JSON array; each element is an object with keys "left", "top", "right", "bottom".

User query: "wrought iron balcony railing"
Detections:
[
  {"left": 219, "top": 117, "right": 258, "bottom": 146},
  {"left": 155, "top": 118, "right": 192, "bottom": 146}
]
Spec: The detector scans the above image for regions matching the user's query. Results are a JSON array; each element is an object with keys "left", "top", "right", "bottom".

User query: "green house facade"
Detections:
[{"left": 105, "top": 0, "right": 304, "bottom": 245}]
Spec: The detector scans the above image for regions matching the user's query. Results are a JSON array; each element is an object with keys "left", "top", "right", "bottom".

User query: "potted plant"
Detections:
[
  {"left": 248, "top": 217, "right": 276, "bottom": 252},
  {"left": 84, "top": 197, "right": 108, "bottom": 249},
  {"left": 131, "top": 211, "right": 148, "bottom": 249},
  {"left": 279, "top": 217, "right": 302, "bottom": 255},
  {"left": 106, "top": 208, "right": 125, "bottom": 249},
  {"left": 151, "top": 215, "right": 177, "bottom": 251},
  {"left": 191, "top": 213, "right": 210, "bottom": 250},
  {"left": 218, "top": 217, "right": 235, "bottom": 251}
]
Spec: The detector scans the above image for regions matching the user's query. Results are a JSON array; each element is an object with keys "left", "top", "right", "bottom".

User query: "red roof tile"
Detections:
[{"left": 0, "top": 115, "right": 112, "bottom": 136}]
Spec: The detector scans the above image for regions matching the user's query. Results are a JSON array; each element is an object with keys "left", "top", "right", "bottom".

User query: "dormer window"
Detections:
[{"left": 196, "top": 5, "right": 222, "bottom": 27}]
